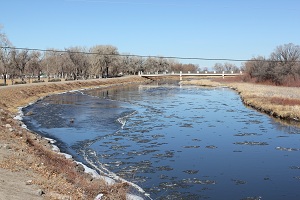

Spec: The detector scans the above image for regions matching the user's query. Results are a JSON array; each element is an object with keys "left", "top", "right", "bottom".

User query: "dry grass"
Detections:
[
  {"left": 269, "top": 97, "right": 300, "bottom": 106},
  {"left": 180, "top": 78, "right": 225, "bottom": 87}
]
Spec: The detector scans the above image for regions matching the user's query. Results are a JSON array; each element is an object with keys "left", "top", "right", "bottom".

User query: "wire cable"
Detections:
[{"left": 1, "top": 46, "right": 300, "bottom": 63}]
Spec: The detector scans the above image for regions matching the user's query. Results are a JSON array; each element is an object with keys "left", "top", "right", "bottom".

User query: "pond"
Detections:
[{"left": 22, "top": 82, "right": 300, "bottom": 200}]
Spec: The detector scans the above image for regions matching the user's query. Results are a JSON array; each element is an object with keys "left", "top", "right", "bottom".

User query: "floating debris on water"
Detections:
[
  {"left": 192, "top": 138, "right": 201, "bottom": 142},
  {"left": 277, "top": 135, "right": 289, "bottom": 138},
  {"left": 241, "top": 196, "right": 262, "bottom": 200},
  {"left": 234, "top": 141, "right": 269, "bottom": 146},
  {"left": 110, "top": 144, "right": 130, "bottom": 150},
  {"left": 180, "top": 123, "right": 193, "bottom": 128},
  {"left": 151, "top": 134, "right": 165, "bottom": 139},
  {"left": 233, "top": 150, "right": 243, "bottom": 152},
  {"left": 183, "top": 170, "right": 199, "bottom": 174},
  {"left": 275, "top": 147, "right": 300, "bottom": 151},
  {"left": 182, "top": 145, "right": 200, "bottom": 148},
  {"left": 290, "top": 166, "right": 300, "bottom": 169},
  {"left": 182, "top": 178, "right": 217, "bottom": 185},
  {"left": 231, "top": 179, "right": 247, "bottom": 185},
  {"left": 205, "top": 145, "right": 217, "bottom": 149},
  {"left": 156, "top": 165, "right": 174, "bottom": 171},
  {"left": 152, "top": 151, "right": 175, "bottom": 159},
  {"left": 234, "top": 133, "right": 261, "bottom": 136}
]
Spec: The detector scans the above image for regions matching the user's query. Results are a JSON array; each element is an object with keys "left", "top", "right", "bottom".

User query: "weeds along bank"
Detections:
[
  {"left": 180, "top": 78, "right": 300, "bottom": 122},
  {"left": 0, "top": 76, "right": 150, "bottom": 200},
  {"left": 229, "top": 83, "right": 300, "bottom": 121}
]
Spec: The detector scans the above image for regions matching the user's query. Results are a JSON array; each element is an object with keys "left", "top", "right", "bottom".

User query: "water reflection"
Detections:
[{"left": 23, "top": 84, "right": 300, "bottom": 199}]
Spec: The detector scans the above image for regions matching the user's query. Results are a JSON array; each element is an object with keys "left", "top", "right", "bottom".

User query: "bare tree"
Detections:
[
  {"left": 0, "top": 25, "right": 12, "bottom": 85},
  {"left": 213, "top": 63, "right": 224, "bottom": 72},
  {"left": 27, "top": 51, "right": 42, "bottom": 81},
  {"left": 243, "top": 43, "right": 300, "bottom": 85},
  {"left": 42, "top": 50, "right": 60, "bottom": 80},
  {"left": 65, "top": 47, "right": 90, "bottom": 80},
  {"left": 130, "top": 56, "right": 144, "bottom": 75},
  {"left": 243, "top": 56, "right": 277, "bottom": 83},
  {"left": 11, "top": 49, "right": 30, "bottom": 82},
  {"left": 144, "top": 57, "right": 159, "bottom": 73},
  {"left": 270, "top": 43, "right": 300, "bottom": 83},
  {"left": 270, "top": 43, "right": 300, "bottom": 65},
  {"left": 224, "top": 63, "right": 239, "bottom": 73},
  {"left": 89, "top": 45, "right": 119, "bottom": 78}
]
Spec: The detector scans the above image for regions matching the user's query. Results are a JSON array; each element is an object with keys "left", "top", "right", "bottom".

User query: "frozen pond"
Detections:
[{"left": 22, "top": 83, "right": 300, "bottom": 199}]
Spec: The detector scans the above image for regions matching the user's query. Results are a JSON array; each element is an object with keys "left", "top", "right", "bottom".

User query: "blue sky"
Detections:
[{"left": 1, "top": 0, "right": 299, "bottom": 68}]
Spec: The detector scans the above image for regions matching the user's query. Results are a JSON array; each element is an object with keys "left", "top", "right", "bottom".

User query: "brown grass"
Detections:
[{"left": 269, "top": 97, "right": 300, "bottom": 106}]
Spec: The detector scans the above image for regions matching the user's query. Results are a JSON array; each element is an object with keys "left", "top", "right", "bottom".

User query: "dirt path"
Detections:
[{"left": 0, "top": 168, "right": 43, "bottom": 200}]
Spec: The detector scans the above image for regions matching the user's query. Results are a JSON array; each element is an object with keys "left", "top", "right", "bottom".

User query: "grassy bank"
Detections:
[
  {"left": 0, "top": 76, "right": 150, "bottom": 200},
  {"left": 180, "top": 78, "right": 300, "bottom": 122}
]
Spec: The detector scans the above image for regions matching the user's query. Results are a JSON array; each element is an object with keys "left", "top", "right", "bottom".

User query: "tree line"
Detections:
[
  {"left": 2, "top": 25, "right": 299, "bottom": 86},
  {"left": 242, "top": 43, "right": 300, "bottom": 86},
  {"left": 1, "top": 27, "right": 200, "bottom": 85}
]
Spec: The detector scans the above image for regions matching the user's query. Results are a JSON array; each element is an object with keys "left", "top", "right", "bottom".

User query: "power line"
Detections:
[
  {"left": 0, "top": 46, "right": 248, "bottom": 62},
  {"left": 1, "top": 46, "right": 299, "bottom": 63}
]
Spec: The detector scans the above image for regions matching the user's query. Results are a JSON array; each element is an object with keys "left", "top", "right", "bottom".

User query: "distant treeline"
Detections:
[
  {"left": 1, "top": 26, "right": 299, "bottom": 86},
  {"left": 0, "top": 45, "right": 200, "bottom": 85},
  {"left": 1, "top": 27, "right": 201, "bottom": 85}
]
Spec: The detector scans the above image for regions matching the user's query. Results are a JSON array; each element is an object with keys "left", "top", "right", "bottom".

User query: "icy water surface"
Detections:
[{"left": 22, "top": 83, "right": 300, "bottom": 199}]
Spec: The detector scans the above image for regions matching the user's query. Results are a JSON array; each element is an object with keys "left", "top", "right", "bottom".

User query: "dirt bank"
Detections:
[
  {"left": 181, "top": 79, "right": 300, "bottom": 122},
  {"left": 0, "top": 76, "right": 150, "bottom": 200}
]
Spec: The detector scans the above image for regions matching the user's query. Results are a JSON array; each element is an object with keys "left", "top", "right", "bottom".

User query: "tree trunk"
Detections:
[{"left": 3, "top": 73, "right": 7, "bottom": 85}]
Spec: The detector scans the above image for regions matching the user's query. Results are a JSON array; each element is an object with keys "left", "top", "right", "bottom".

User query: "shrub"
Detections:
[
  {"left": 14, "top": 81, "right": 27, "bottom": 85},
  {"left": 48, "top": 79, "right": 61, "bottom": 82},
  {"left": 32, "top": 80, "right": 45, "bottom": 83}
]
